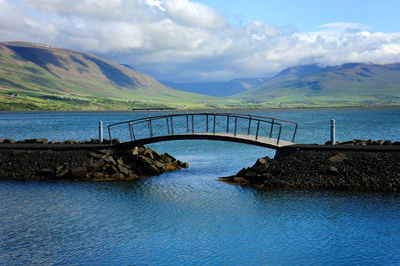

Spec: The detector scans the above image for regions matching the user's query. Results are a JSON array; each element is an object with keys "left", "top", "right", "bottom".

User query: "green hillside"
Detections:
[
  {"left": 0, "top": 42, "right": 238, "bottom": 110},
  {"left": 1, "top": 42, "right": 399, "bottom": 110},
  {"left": 233, "top": 63, "right": 400, "bottom": 108}
]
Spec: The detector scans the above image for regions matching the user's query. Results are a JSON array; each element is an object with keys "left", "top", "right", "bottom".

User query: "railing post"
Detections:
[
  {"left": 108, "top": 126, "right": 112, "bottom": 145},
  {"left": 166, "top": 117, "right": 170, "bottom": 135},
  {"left": 292, "top": 124, "right": 298, "bottom": 142},
  {"left": 128, "top": 122, "right": 133, "bottom": 140},
  {"left": 170, "top": 116, "right": 174, "bottom": 135},
  {"left": 248, "top": 116, "right": 252, "bottom": 135},
  {"left": 255, "top": 121, "right": 260, "bottom": 140},
  {"left": 270, "top": 119, "right": 274, "bottom": 138},
  {"left": 131, "top": 125, "right": 136, "bottom": 140},
  {"left": 213, "top": 115, "right": 216, "bottom": 134},
  {"left": 206, "top": 114, "right": 209, "bottom": 133},
  {"left": 99, "top": 121, "right": 103, "bottom": 144},
  {"left": 191, "top": 114, "right": 194, "bottom": 133},
  {"left": 331, "top": 119, "right": 336, "bottom": 145},
  {"left": 234, "top": 117, "right": 237, "bottom": 136},
  {"left": 226, "top": 115, "right": 230, "bottom": 133},
  {"left": 186, "top": 114, "right": 189, "bottom": 133},
  {"left": 277, "top": 126, "right": 282, "bottom": 145},
  {"left": 148, "top": 119, "right": 153, "bottom": 137}
]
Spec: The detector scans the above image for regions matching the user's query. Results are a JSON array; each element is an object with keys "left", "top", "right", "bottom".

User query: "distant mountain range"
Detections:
[
  {"left": 0, "top": 41, "right": 399, "bottom": 110},
  {"left": 233, "top": 63, "right": 400, "bottom": 107},
  {"left": 162, "top": 78, "right": 268, "bottom": 97}
]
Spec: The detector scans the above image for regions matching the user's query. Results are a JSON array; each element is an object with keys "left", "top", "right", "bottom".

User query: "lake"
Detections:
[{"left": 1, "top": 108, "right": 400, "bottom": 265}]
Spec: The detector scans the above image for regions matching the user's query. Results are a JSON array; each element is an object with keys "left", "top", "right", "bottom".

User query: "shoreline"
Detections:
[
  {"left": 220, "top": 140, "right": 400, "bottom": 192},
  {"left": 1, "top": 105, "right": 400, "bottom": 113},
  {"left": 0, "top": 139, "right": 188, "bottom": 181}
]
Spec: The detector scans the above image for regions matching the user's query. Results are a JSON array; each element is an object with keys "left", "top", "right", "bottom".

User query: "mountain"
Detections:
[
  {"left": 234, "top": 63, "right": 400, "bottom": 107},
  {"left": 162, "top": 78, "right": 268, "bottom": 97},
  {"left": 0, "top": 42, "right": 220, "bottom": 110}
]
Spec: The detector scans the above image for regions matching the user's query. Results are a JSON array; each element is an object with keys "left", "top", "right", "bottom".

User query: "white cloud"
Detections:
[{"left": 0, "top": 0, "right": 400, "bottom": 82}]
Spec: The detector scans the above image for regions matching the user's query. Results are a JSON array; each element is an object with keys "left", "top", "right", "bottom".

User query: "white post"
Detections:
[
  {"left": 330, "top": 119, "right": 336, "bottom": 145},
  {"left": 99, "top": 121, "right": 103, "bottom": 144}
]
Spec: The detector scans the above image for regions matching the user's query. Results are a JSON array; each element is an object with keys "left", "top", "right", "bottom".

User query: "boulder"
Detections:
[
  {"left": 98, "top": 149, "right": 110, "bottom": 155},
  {"left": 244, "top": 171, "right": 257, "bottom": 178},
  {"left": 118, "top": 165, "right": 130, "bottom": 176},
  {"left": 64, "top": 139, "right": 78, "bottom": 144},
  {"left": 154, "top": 161, "right": 166, "bottom": 169},
  {"left": 56, "top": 168, "right": 69, "bottom": 178},
  {"left": 70, "top": 166, "right": 87, "bottom": 178},
  {"left": 251, "top": 164, "right": 268, "bottom": 174},
  {"left": 91, "top": 159, "right": 105, "bottom": 171},
  {"left": 327, "top": 166, "right": 339, "bottom": 174},
  {"left": 92, "top": 172, "right": 104, "bottom": 179},
  {"left": 329, "top": 153, "right": 347, "bottom": 163},
  {"left": 111, "top": 173, "right": 124, "bottom": 179},
  {"left": 383, "top": 140, "right": 392, "bottom": 145},
  {"left": 89, "top": 152, "right": 106, "bottom": 160},
  {"left": 144, "top": 148, "right": 154, "bottom": 159},
  {"left": 104, "top": 156, "right": 116, "bottom": 166}
]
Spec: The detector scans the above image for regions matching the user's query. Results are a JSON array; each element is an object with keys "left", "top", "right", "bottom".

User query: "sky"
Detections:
[{"left": 1, "top": 0, "right": 400, "bottom": 82}]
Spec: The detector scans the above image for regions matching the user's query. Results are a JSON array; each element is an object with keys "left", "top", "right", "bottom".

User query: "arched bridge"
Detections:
[{"left": 107, "top": 113, "right": 298, "bottom": 149}]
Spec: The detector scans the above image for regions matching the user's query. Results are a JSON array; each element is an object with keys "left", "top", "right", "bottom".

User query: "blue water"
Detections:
[{"left": 1, "top": 108, "right": 400, "bottom": 265}]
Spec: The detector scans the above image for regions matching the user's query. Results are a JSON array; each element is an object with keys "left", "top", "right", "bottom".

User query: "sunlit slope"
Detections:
[
  {"left": 0, "top": 42, "right": 225, "bottom": 110},
  {"left": 234, "top": 63, "right": 400, "bottom": 107}
]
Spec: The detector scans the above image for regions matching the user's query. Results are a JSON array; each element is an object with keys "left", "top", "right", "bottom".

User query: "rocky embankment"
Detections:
[
  {"left": 0, "top": 138, "right": 188, "bottom": 181},
  {"left": 220, "top": 139, "right": 400, "bottom": 192}
]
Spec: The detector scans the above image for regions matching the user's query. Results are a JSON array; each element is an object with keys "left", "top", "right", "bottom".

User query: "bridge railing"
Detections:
[{"left": 107, "top": 113, "right": 298, "bottom": 145}]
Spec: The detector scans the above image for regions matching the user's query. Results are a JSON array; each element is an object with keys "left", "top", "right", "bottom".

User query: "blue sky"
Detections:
[
  {"left": 1, "top": 0, "right": 400, "bottom": 82},
  {"left": 196, "top": 0, "right": 400, "bottom": 32}
]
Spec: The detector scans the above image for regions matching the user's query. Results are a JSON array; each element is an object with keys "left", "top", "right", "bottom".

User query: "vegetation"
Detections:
[{"left": 0, "top": 42, "right": 399, "bottom": 111}]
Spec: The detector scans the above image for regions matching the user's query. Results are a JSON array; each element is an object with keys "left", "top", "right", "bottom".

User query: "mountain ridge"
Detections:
[{"left": 0, "top": 42, "right": 222, "bottom": 110}]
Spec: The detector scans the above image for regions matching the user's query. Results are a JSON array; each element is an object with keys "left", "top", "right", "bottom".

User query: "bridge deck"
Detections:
[
  {"left": 191, "top": 132, "right": 295, "bottom": 147},
  {"left": 117, "top": 132, "right": 294, "bottom": 149}
]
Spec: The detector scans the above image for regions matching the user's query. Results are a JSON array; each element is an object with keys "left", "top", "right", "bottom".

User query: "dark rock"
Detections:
[
  {"left": 38, "top": 168, "right": 53, "bottom": 177},
  {"left": 89, "top": 152, "right": 106, "bottom": 159},
  {"left": 64, "top": 139, "right": 78, "bottom": 144},
  {"left": 233, "top": 176, "right": 249, "bottom": 184},
  {"left": 91, "top": 159, "right": 105, "bottom": 171},
  {"left": 111, "top": 173, "right": 124, "bottom": 179},
  {"left": 154, "top": 161, "right": 166, "bottom": 169},
  {"left": 104, "top": 156, "right": 116, "bottom": 166},
  {"left": 118, "top": 165, "right": 130, "bottom": 176},
  {"left": 383, "top": 140, "right": 392, "bottom": 145},
  {"left": 327, "top": 166, "right": 339, "bottom": 174},
  {"left": 329, "top": 153, "right": 347, "bottom": 163},
  {"left": 70, "top": 166, "right": 87, "bottom": 178},
  {"left": 111, "top": 138, "right": 121, "bottom": 144},
  {"left": 98, "top": 149, "right": 110, "bottom": 155},
  {"left": 144, "top": 148, "right": 154, "bottom": 159},
  {"left": 244, "top": 171, "right": 257, "bottom": 178},
  {"left": 56, "top": 168, "right": 69, "bottom": 178},
  {"left": 251, "top": 164, "right": 268, "bottom": 173},
  {"left": 92, "top": 172, "right": 104, "bottom": 179}
]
